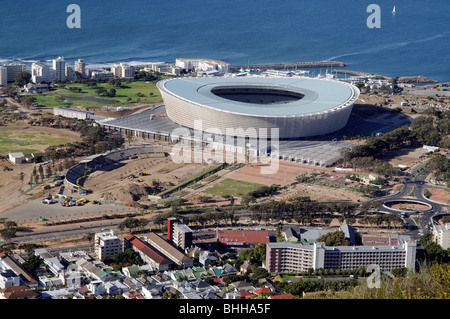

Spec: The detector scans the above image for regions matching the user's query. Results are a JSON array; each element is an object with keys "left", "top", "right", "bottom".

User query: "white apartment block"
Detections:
[
  {"left": 65, "top": 65, "right": 76, "bottom": 82},
  {"left": 3, "top": 63, "right": 26, "bottom": 82},
  {"left": 91, "top": 70, "right": 114, "bottom": 80},
  {"left": 112, "top": 63, "right": 135, "bottom": 78},
  {"left": 175, "top": 58, "right": 230, "bottom": 74},
  {"left": 0, "top": 66, "right": 7, "bottom": 86},
  {"left": 433, "top": 223, "right": 450, "bottom": 250},
  {"left": 74, "top": 59, "right": 85, "bottom": 75},
  {"left": 266, "top": 241, "right": 417, "bottom": 274},
  {"left": 95, "top": 229, "right": 123, "bottom": 260},
  {"left": 52, "top": 56, "right": 66, "bottom": 81},
  {"left": 31, "top": 61, "right": 50, "bottom": 83}
]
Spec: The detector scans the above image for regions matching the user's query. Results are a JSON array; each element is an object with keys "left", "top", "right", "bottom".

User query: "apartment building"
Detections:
[
  {"left": 0, "top": 66, "right": 7, "bottom": 86},
  {"left": 112, "top": 63, "right": 135, "bottom": 78},
  {"left": 265, "top": 241, "right": 417, "bottom": 274},
  {"left": 52, "top": 56, "right": 66, "bottom": 81},
  {"left": 65, "top": 65, "right": 76, "bottom": 82},
  {"left": 95, "top": 229, "right": 123, "bottom": 260},
  {"left": 175, "top": 58, "right": 230, "bottom": 74},
  {"left": 433, "top": 223, "right": 450, "bottom": 250},
  {"left": 167, "top": 217, "right": 193, "bottom": 250},
  {"left": 3, "top": 63, "right": 26, "bottom": 82},
  {"left": 74, "top": 59, "right": 86, "bottom": 75},
  {"left": 31, "top": 61, "right": 50, "bottom": 83}
]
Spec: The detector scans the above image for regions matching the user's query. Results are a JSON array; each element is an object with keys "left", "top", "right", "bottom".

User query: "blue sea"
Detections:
[{"left": 1, "top": 0, "right": 449, "bottom": 81}]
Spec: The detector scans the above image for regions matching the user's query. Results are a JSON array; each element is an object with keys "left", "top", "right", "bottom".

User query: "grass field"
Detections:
[
  {"left": 32, "top": 79, "right": 165, "bottom": 108},
  {"left": 203, "top": 178, "right": 264, "bottom": 197},
  {"left": 0, "top": 131, "right": 75, "bottom": 154}
]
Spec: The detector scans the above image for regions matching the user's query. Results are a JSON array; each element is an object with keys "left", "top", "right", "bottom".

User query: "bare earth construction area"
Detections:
[{"left": 83, "top": 154, "right": 210, "bottom": 203}]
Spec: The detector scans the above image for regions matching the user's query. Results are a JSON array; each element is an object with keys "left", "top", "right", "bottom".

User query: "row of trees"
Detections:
[{"left": 249, "top": 200, "right": 359, "bottom": 222}]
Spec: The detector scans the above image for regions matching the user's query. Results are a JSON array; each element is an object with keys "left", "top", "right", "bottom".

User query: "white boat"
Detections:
[{"left": 392, "top": 6, "right": 396, "bottom": 14}]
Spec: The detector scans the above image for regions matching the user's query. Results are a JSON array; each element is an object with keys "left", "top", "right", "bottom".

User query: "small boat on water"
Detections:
[{"left": 392, "top": 6, "right": 396, "bottom": 14}]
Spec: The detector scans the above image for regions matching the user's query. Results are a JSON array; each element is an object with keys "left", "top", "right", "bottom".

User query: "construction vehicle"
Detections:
[
  {"left": 138, "top": 171, "right": 149, "bottom": 176},
  {"left": 150, "top": 113, "right": 166, "bottom": 120}
]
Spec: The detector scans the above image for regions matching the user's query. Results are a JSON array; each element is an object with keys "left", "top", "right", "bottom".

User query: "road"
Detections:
[
  {"left": 2, "top": 153, "right": 447, "bottom": 247},
  {"left": 370, "top": 159, "right": 448, "bottom": 241}
]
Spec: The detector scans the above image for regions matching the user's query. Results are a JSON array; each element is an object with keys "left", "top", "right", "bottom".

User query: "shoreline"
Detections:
[{"left": 1, "top": 57, "right": 445, "bottom": 84}]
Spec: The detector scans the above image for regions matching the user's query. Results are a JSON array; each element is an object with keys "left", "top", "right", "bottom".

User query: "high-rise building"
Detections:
[
  {"left": 65, "top": 65, "right": 76, "bottom": 82},
  {"left": 74, "top": 59, "right": 85, "bottom": 76},
  {"left": 121, "top": 63, "right": 135, "bottom": 78},
  {"left": 31, "top": 61, "right": 50, "bottom": 83},
  {"left": 52, "top": 56, "right": 66, "bottom": 81},
  {"left": 94, "top": 229, "right": 123, "bottom": 260},
  {"left": 167, "top": 217, "right": 193, "bottom": 250},
  {"left": 3, "top": 63, "right": 26, "bottom": 82},
  {"left": 0, "top": 66, "right": 7, "bottom": 87}
]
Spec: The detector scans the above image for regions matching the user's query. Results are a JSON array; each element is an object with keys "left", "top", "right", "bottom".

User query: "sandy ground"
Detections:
[
  {"left": 379, "top": 147, "right": 427, "bottom": 169},
  {"left": 0, "top": 123, "right": 81, "bottom": 215},
  {"left": 426, "top": 188, "right": 450, "bottom": 206},
  {"left": 83, "top": 155, "right": 211, "bottom": 203},
  {"left": 191, "top": 160, "right": 367, "bottom": 203}
]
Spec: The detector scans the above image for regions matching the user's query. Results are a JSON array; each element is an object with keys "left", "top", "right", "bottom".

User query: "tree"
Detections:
[
  {"left": 118, "top": 217, "right": 149, "bottom": 233},
  {"left": 253, "top": 243, "right": 266, "bottom": 263},
  {"left": 14, "top": 71, "right": 31, "bottom": 87},
  {"left": 316, "top": 230, "right": 351, "bottom": 246},
  {"left": 21, "top": 254, "right": 43, "bottom": 276}
]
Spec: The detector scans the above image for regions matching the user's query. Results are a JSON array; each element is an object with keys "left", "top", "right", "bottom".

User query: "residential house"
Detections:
[
  {"left": 240, "top": 260, "right": 252, "bottom": 275},
  {"left": 0, "top": 269, "right": 20, "bottom": 289},
  {"left": 0, "top": 285, "right": 40, "bottom": 299},
  {"left": 199, "top": 250, "right": 218, "bottom": 266}
]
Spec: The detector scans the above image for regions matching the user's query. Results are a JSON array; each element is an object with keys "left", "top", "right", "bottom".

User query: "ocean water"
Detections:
[{"left": 0, "top": 0, "right": 449, "bottom": 81}]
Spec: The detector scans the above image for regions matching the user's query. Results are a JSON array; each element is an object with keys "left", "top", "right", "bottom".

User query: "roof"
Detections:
[
  {"left": 216, "top": 230, "right": 270, "bottom": 245},
  {"left": 269, "top": 293, "right": 294, "bottom": 299},
  {"left": 159, "top": 77, "right": 358, "bottom": 117},
  {"left": 0, "top": 285, "right": 40, "bottom": 299},
  {"left": 9, "top": 152, "right": 24, "bottom": 158},
  {"left": 253, "top": 287, "right": 272, "bottom": 295},
  {"left": 145, "top": 232, "right": 193, "bottom": 265},
  {"left": 0, "top": 253, "right": 38, "bottom": 285},
  {"left": 124, "top": 235, "right": 172, "bottom": 265}
]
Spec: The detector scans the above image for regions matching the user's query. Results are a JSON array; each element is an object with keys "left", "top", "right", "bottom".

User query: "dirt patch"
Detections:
[
  {"left": 83, "top": 155, "right": 210, "bottom": 202},
  {"left": 426, "top": 188, "right": 450, "bottom": 205}
]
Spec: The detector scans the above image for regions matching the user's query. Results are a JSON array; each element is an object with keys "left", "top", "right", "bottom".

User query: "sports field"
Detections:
[
  {"left": 0, "top": 125, "right": 81, "bottom": 155},
  {"left": 203, "top": 178, "right": 263, "bottom": 197}
]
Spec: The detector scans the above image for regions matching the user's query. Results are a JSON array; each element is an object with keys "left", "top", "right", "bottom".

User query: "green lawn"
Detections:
[
  {"left": 0, "top": 131, "right": 72, "bottom": 154},
  {"left": 204, "top": 178, "right": 264, "bottom": 197},
  {"left": 33, "top": 79, "right": 164, "bottom": 108}
]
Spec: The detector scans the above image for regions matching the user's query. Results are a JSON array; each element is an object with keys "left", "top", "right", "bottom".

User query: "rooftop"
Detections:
[{"left": 160, "top": 77, "right": 358, "bottom": 116}]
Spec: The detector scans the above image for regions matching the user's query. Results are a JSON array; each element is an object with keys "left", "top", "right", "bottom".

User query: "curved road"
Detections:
[{"left": 371, "top": 159, "right": 448, "bottom": 240}]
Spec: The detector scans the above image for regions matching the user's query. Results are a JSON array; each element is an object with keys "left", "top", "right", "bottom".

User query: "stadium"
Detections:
[{"left": 156, "top": 77, "right": 360, "bottom": 139}]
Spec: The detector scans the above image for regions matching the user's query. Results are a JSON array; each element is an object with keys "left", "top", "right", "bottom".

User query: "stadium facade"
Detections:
[{"left": 157, "top": 77, "right": 360, "bottom": 139}]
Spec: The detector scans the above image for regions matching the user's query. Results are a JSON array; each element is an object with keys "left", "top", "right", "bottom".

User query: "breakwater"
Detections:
[{"left": 230, "top": 60, "right": 347, "bottom": 71}]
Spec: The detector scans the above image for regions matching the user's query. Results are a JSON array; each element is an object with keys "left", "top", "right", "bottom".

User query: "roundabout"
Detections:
[{"left": 383, "top": 199, "right": 433, "bottom": 213}]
